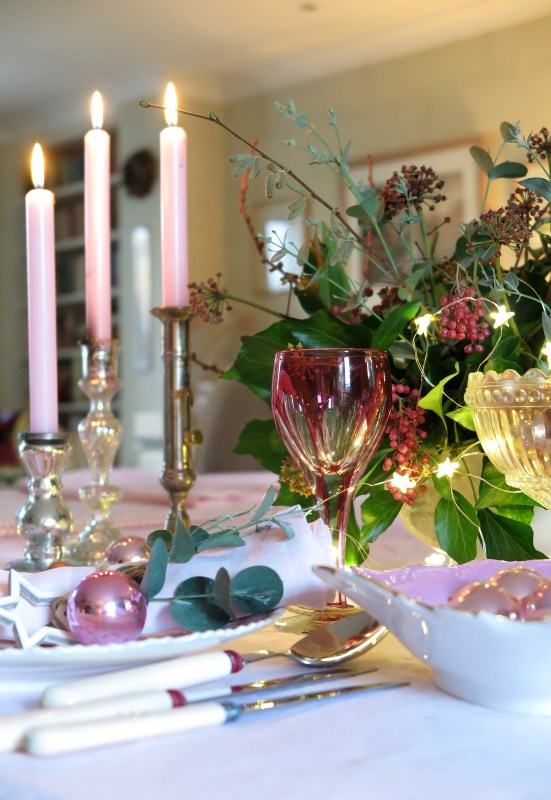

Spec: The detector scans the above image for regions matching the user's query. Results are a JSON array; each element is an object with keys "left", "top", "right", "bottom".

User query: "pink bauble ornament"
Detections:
[
  {"left": 520, "top": 579, "right": 551, "bottom": 620},
  {"left": 104, "top": 536, "right": 151, "bottom": 565},
  {"left": 67, "top": 570, "right": 147, "bottom": 645},
  {"left": 448, "top": 581, "right": 519, "bottom": 618},
  {"left": 489, "top": 566, "right": 544, "bottom": 601}
]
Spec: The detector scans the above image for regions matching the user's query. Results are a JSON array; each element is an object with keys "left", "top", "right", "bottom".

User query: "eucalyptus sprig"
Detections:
[{"left": 139, "top": 486, "right": 302, "bottom": 631}]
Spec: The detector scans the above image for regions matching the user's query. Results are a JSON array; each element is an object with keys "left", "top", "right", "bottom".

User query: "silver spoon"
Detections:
[{"left": 42, "top": 611, "right": 387, "bottom": 708}]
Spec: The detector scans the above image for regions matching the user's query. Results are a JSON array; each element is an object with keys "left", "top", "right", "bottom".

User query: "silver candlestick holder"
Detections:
[
  {"left": 67, "top": 338, "right": 123, "bottom": 565},
  {"left": 13, "top": 432, "right": 73, "bottom": 571},
  {"left": 151, "top": 306, "right": 202, "bottom": 532}
]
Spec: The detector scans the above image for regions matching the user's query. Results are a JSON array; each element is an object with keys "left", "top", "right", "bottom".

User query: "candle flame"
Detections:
[
  {"left": 31, "top": 143, "right": 45, "bottom": 188},
  {"left": 164, "top": 82, "right": 178, "bottom": 126},
  {"left": 91, "top": 90, "right": 103, "bottom": 129}
]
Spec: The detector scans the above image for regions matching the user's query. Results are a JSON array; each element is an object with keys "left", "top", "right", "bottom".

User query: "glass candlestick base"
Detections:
[
  {"left": 66, "top": 338, "right": 123, "bottom": 565},
  {"left": 12, "top": 432, "right": 73, "bottom": 572}
]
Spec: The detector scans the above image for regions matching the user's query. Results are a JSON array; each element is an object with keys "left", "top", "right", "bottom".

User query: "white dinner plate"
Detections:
[{"left": 0, "top": 609, "right": 284, "bottom": 681}]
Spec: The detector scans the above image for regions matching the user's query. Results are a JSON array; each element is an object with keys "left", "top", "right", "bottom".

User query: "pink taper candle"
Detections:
[
  {"left": 25, "top": 144, "right": 59, "bottom": 433},
  {"left": 160, "top": 82, "right": 189, "bottom": 306},
  {"left": 85, "top": 90, "right": 111, "bottom": 339}
]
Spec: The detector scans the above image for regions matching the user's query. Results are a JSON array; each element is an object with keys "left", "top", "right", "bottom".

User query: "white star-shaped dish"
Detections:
[{"left": 0, "top": 571, "right": 74, "bottom": 650}]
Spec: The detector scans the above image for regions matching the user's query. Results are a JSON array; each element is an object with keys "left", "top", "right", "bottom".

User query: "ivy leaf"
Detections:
[
  {"left": 371, "top": 300, "right": 422, "bottom": 351},
  {"left": 542, "top": 311, "right": 551, "bottom": 342},
  {"left": 446, "top": 406, "right": 476, "bottom": 431},
  {"left": 234, "top": 418, "right": 287, "bottom": 474},
  {"left": 432, "top": 473, "right": 453, "bottom": 502},
  {"left": 434, "top": 493, "right": 479, "bottom": 564},
  {"left": 489, "top": 161, "right": 527, "bottom": 180},
  {"left": 140, "top": 537, "right": 169, "bottom": 601},
  {"left": 169, "top": 514, "right": 195, "bottom": 563},
  {"left": 212, "top": 568, "right": 233, "bottom": 616},
  {"left": 519, "top": 177, "right": 551, "bottom": 203},
  {"left": 478, "top": 509, "right": 546, "bottom": 560},
  {"left": 230, "top": 566, "right": 284, "bottom": 614},
  {"left": 475, "top": 461, "right": 535, "bottom": 509},
  {"left": 359, "top": 487, "right": 401, "bottom": 545},
  {"left": 497, "top": 506, "right": 534, "bottom": 524},
  {"left": 251, "top": 485, "right": 277, "bottom": 523},
  {"left": 469, "top": 145, "right": 493, "bottom": 176},
  {"left": 418, "top": 363, "right": 459, "bottom": 423}
]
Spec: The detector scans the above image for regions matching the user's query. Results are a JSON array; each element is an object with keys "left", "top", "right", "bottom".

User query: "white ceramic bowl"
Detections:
[{"left": 315, "top": 559, "right": 551, "bottom": 714}]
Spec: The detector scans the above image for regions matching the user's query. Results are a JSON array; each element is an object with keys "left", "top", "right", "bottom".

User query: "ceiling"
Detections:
[{"left": 2, "top": 0, "right": 551, "bottom": 141}]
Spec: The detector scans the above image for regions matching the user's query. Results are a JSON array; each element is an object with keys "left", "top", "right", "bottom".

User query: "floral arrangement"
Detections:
[{"left": 160, "top": 101, "right": 551, "bottom": 566}]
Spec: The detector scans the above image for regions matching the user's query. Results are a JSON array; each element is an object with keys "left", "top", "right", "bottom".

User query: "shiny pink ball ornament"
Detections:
[
  {"left": 67, "top": 570, "right": 147, "bottom": 645},
  {"left": 448, "top": 581, "right": 519, "bottom": 618},
  {"left": 520, "top": 579, "right": 551, "bottom": 621},
  {"left": 489, "top": 566, "right": 544, "bottom": 601},
  {"left": 104, "top": 535, "right": 151, "bottom": 565}
]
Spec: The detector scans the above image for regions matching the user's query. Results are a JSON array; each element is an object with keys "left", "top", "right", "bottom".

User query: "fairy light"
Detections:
[
  {"left": 542, "top": 341, "right": 551, "bottom": 367},
  {"left": 389, "top": 471, "right": 416, "bottom": 493},
  {"left": 489, "top": 305, "right": 515, "bottom": 328},
  {"left": 435, "top": 457, "right": 460, "bottom": 479},
  {"left": 414, "top": 313, "right": 433, "bottom": 337}
]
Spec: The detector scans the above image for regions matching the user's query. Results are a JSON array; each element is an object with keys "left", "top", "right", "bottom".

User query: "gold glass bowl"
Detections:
[{"left": 465, "top": 369, "right": 551, "bottom": 509}]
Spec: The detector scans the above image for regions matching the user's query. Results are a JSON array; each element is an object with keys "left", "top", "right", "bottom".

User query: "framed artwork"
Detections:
[{"left": 345, "top": 142, "right": 483, "bottom": 284}]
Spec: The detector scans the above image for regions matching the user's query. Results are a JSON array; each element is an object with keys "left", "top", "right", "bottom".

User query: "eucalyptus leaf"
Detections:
[
  {"left": 469, "top": 145, "right": 493, "bottom": 176},
  {"left": 270, "top": 515, "right": 296, "bottom": 538},
  {"left": 251, "top": 485, "right": 277, "bottom": 523},
  {"left": 169, "top": 514, "right": 195, "bottom": 563},
  {"left": 500, "top": 121, "right": 519, "bottom": 143},
  {"left": 519, "top": 177, "right": 551, "bottom": 203},
  {"left": 503, "top": 271, "right": 520, "bottom": 290},
  {"left": 195, "top": 530, "right": 246, "bottom": 552},
  {"left": 169, "top": 593, "right": 230, "bottom": 633},
  {"left": 146, "top": 529, "right": 173, "bottom": 551},
  {"left": 434, "top": 493, "right": 479, "bottom": 564},
  {"left": 140, "top": 537, "right": 169, "bottom": 601},
  {"left": 230, "top": 566, "right": 284, "bottom": 614},
  {"left": 288, "top": 197, "right": 307, "bottom": 220},
  {"left": 489, "top": 161, "right": 528, "bottom": 180},
  {"left": 285, "top": 178, "right": 310, "bottom": 197},
  {"left": 190, "top": 525, "right": 210, "bottom": 546},
  {"left": 212, "top": 568, "right": 233, "bottom": 616}
]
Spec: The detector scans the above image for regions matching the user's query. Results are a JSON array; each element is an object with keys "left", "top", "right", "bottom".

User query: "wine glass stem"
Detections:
[{"left": 316, "top": 474, "right": 354, "bottom": 570}]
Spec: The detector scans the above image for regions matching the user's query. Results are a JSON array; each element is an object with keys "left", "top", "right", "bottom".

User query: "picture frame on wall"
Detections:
[{"left": 345, "top": 142, "right": 483, "bottom": 284}]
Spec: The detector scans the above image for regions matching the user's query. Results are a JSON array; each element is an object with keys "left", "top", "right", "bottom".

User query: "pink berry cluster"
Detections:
[
  {"left": 382, "top": 383, "right": 429, "bottom": 505},
  {"left": 438, "top": 287, "right": 490, "bottom": 354}
]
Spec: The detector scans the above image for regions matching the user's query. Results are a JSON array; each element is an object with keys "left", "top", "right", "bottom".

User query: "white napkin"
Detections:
[{"left": 0, "top": 513, "right": 334, "bottom": 645}]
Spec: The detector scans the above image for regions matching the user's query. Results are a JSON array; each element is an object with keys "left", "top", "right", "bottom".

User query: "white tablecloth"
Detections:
[{"left": 0, "top": 470, "right": 549, "bottom": 800}]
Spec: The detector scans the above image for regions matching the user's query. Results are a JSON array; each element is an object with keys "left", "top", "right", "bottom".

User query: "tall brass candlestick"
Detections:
[{"left": 151, "top": 306, "right": 202, "bottom": 532}]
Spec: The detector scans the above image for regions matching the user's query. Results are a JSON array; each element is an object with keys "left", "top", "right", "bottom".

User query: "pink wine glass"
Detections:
[{"left": 272, "top": 348, "right": 392, "bottom": 570}]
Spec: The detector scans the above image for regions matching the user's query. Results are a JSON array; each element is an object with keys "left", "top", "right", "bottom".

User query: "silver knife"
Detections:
[
  {"left": 23, "top": 682, "right": 409, "bottom": 755},
  {"left": 0, "top": 667, "right": 374, "bottom": 752}
]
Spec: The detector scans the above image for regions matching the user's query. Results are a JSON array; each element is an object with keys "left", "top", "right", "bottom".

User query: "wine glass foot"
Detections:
[{"left": 275, "top": 602, "right": 361, "bottom": 634}]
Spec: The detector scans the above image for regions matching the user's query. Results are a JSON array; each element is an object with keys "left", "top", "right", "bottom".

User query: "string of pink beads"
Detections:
[
  {"left": 382, "top": 383, "right": 429, "bottom": 505},
  {"left": 438, "top": 288, "right": 491, "bottom": 354}
]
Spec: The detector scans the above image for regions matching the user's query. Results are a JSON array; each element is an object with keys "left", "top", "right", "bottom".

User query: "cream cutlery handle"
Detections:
[
  {"left": 0, "top": 689, "right": 182, "bottom": 752},
  {"left": 23, "top": 701, "right": 233, "bottom": 756},
  {"left": 41, "top": 649, "right": 243, "bottom": 707}
]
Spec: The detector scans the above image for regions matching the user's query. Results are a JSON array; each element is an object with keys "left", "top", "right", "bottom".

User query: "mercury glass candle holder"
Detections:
[
  {"left": 151, "top": 306, "right": 203, "bottom": 533},
  {"left": 465, "top": 368, "right": 551, "bottom": 509},
  {"left": 13, "top": 432, "right": 73, "bottom": 571},
  {"left": 67, "top": 338, "right": 123, "bottom": 565}
]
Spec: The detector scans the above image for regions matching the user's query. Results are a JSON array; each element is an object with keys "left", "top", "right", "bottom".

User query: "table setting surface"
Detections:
[{"left": 0, "top": 468, "right": 549, "bottom": 800}]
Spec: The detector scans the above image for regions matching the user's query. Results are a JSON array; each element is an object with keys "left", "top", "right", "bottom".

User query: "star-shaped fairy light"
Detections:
[
  {"left": 414, "top": 313, "right": 433, "bottom": 337},
  {"left": 542, "top": 341, "right": 551, "bottom": 367},
  {"left": 489, "top": 305, "right": 515, "bottom": 329},
  {"left": 435, "top": 457, "right": 460, "bottom": 479},
  {"left": 0, "top": 570, "right": 74, "bottom": 649},
  {"left": 389, "top": 471, "right": 416, "bottom": 494}
]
